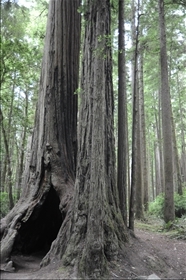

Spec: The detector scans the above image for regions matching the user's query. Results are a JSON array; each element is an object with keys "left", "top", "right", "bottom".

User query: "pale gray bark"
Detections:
[
  {"left": 139, "top": 47, "right": 149, "bottom": 211},
  {"left": 155, "top": 143, "right": 162, "bottom": 196},
  {"left": 172, "top": 117, "right": 183, "bottom": 195},
  {"left": 16, "top": 91, "right": 29, "bottom": 200},
  {"left": 130, "top": 0, "right": 145, "bottom": 226},
  {"left": 177, "top": 73, "right": 185, "bottom": 187}
]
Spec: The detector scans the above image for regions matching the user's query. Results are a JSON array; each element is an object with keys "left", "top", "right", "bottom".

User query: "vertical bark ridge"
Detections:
[
  {"left": 60, "top": 1, "right": 128, "bottom": 278},
  {"left": 0, "top": 0, "right": 81, "bottom": 264}
]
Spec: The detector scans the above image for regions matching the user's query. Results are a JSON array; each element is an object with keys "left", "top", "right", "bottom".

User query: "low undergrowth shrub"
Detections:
[
  {"left": 148, "top": 188, "right": 186, "bottom": 218},
  {"left": 148, "top": 193, "right": 165, "bottom": 218},
  {"left": 0, "top": 192, "right": 9, "bottom": 219},
  {"left": 0, "top": 192, "right": 17, "bottom": 219},
  {"left": 174, "top": 190, "right": 186, "bottom": 218}
]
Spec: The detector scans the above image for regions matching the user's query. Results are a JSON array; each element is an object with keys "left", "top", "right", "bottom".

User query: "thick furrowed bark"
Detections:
[
  {"left": 59, "top": 1, "right": 128, "bottom": 278},
  {"left": 0, "top": 156, "right": 73, "bottom": 265},
  {"left": 0, "top": 0, "right": 80, "bottom": 268}
]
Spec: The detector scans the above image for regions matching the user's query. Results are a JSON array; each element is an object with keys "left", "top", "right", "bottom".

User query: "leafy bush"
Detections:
[
  {"left": 0, "top": 192, "right": 10, "bottom": 219},
  {"left": 148, "top": 193, "right": 165, "bottom": 218},
  {"left": 174, "top": 189, "right": 186, "bottom": 218},
  {"left": 0, "top": 192, "right": 17, "bottom": 219},
  {"left": 148, "top": 188, "right": 186, "bottom": 218}
]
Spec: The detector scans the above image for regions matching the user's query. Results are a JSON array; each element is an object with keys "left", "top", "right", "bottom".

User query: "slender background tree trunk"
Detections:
[
  {"left": 158, "top": 0, "right": 175, "bottom": 223},
  {"left": 118, "top": 0, "right": 128, "bottom": 225}
]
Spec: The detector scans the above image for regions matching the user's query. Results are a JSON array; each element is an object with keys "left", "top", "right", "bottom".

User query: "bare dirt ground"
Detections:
[
  {"left": 110, "top": 227, "right": 186, "bottom": 279},
  {"left": 1, "top": 220, "right": 186, "bottom": 279}
]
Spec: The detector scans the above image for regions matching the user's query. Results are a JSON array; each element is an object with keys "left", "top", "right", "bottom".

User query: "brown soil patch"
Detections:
[
  {"left": 1, "top": 228, "right": 186, "bottom": 279},
  {"left": 110, "top": 228, "right": 186, "bottom": 279}
]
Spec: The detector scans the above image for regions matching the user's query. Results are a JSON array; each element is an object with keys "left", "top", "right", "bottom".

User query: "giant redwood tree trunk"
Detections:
[
  {"left": 54, "top": 0, "right": 128, "bottom": 278},
  {"left": 0, "top": 0, "right": 80, "bottom": 267},
  {"left": 1, "top": 0, "right": 128, "bottom": 277}
]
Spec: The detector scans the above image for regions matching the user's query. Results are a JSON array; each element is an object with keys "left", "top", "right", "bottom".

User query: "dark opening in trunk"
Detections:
[{"left": 13, "top": 186, "right": 62, "bottom": 256}]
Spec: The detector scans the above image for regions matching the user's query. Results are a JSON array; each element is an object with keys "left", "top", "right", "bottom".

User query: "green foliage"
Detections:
[
  {"left": 171, "top": 0, "right": 186, "bottom": 7},
  {"left": 163, "top": 217, "right": 186, "bottom": 239},
  {"left": 0, "top": 0, "right": 47, "bottom": 195},
  {"left": 174, "top": 189, "right": 186, "bottom": 218},
  {"left": 149, "top": 193, "right": 165, "bottom": 218},
  {"left": 149, "top": 189, "right": 186, "bottom": 218},
  {"left": 0, "top": 192, "right": 16, "bottom": 219},
  {"left": 0, "top": 192, "right": 9, "bottom": 219},
  {"left": 164, "top": 220, "right": 173, "bottom": 230}
]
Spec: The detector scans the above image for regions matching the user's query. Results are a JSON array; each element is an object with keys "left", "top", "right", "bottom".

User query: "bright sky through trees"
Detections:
[
  {"left": 18, "top": 0, "right": 32, "bottom": 7},
  {"left": 18, "top": 0, "right": 48, "bottom": 6}
]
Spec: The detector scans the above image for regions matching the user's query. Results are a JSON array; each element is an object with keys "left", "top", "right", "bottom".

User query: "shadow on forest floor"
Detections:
[{"left": 1, "top": 216, "right": 186, "bottom": 279}]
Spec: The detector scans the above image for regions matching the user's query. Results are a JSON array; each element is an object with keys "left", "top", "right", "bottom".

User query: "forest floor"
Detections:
[{"left": 1, "top": 216, "right": 186, "bottom": 279}]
